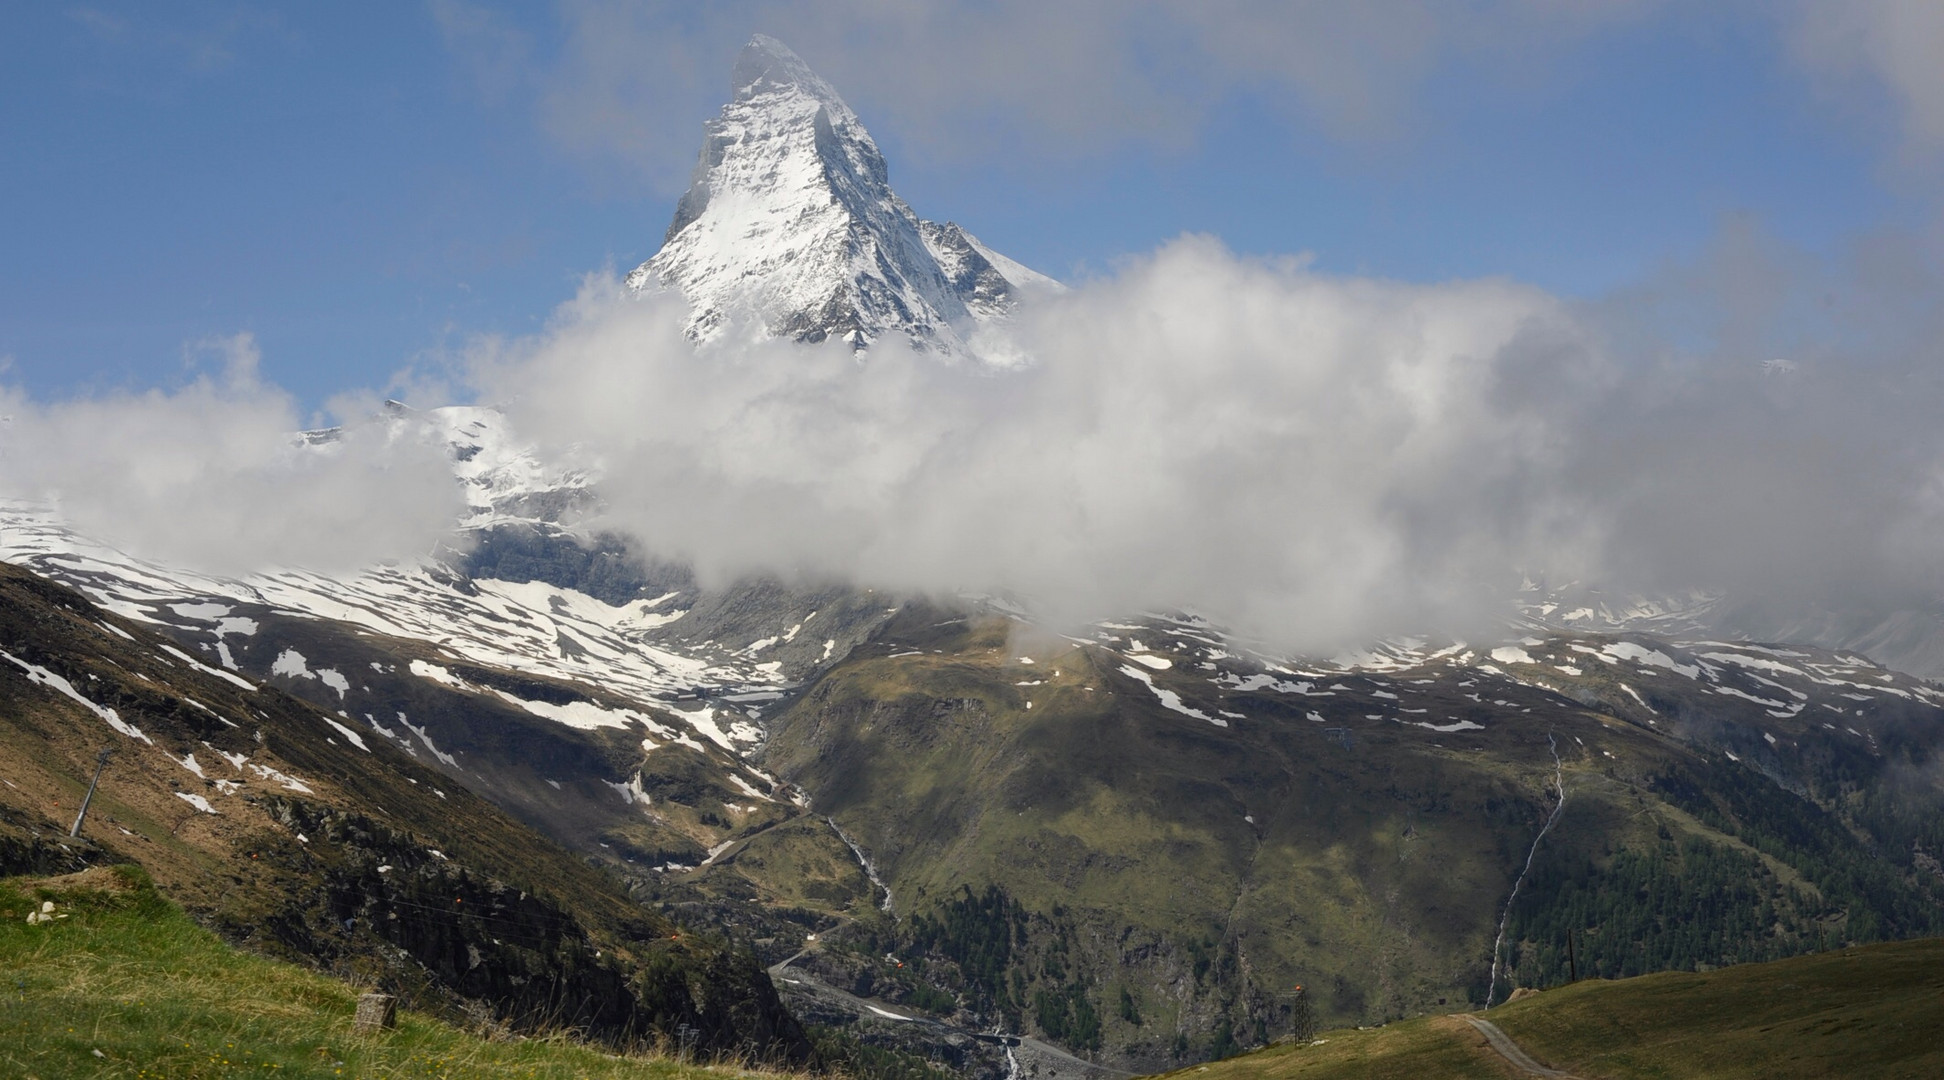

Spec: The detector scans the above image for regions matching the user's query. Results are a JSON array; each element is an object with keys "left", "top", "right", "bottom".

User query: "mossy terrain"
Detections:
[
  {"left": 0, "top": 867, "right": 791, "bottom": 1080},
  {"left": 1177, "top": 934, "right": 1944, "bottom": 1079}
]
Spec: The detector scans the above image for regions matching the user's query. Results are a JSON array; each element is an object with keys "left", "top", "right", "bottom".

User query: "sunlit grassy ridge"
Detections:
[
  {"left": 0, "top": 869, "right": 799, "bottom": 1080},
  {"left": 1169, "top": 935, "right": 1944, "bottom": 1080}
]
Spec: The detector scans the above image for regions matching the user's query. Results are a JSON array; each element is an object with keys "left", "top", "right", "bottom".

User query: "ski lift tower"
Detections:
[{"left": 1277, "top": 985, "right": 1314, "bottom": 1043}]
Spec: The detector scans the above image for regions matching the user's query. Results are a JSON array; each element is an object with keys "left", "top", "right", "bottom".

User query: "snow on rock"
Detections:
[
  {"left": 0, "top": 491, "right": 787, "bottom": 751},
  {"left": 630, "top": 34, "right": 1054, "bottom": 359},
  {"left": 0, "top": 649, "right": 152, "bottom": 743},
  {"left": 1119, "top": 664, "right": 1227, "bottom": 727},
  {"left": 605, "top": 771, "right": 653, "bottom": 808},
  {"left": 271, "top": 649, "right": 314, "bottom": 680},
  {"left": 408, "top": 660, "right": 466, "bottom": 688},
  {"left": 245, "top": 762, "right": 314, "bottom": 794},
  {"left": 170, "top": 602, "right": 230, "bottom": 620},
  {"left": 174, "top": 792, "right": 219, "bottom": 814},
  {"left": 1600, "top": 641, "right": 1702, "bottom": 679},
  {"left": 1412, "top": 719, "right": 1485, "bottom": 733},
  {"left": 158, "top": 643, "right": 256, "bottom": 691},
  {"left": 493, "top": 692, "right": 643, "bottom": 732},
  {"left": 322, "top": 716, "right": 371, "bottom": 752}
]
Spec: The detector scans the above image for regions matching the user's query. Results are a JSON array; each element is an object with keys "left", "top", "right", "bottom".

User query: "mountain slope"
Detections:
[
  {"left": 629, "top": 34, "right": 1054, "bottom": 356},
  {"left": 744, "top": 609, "right": 1944, "bottom": 1070},
  {"left": 0, "top": 560, "right": 808, "bottom": 1062}
]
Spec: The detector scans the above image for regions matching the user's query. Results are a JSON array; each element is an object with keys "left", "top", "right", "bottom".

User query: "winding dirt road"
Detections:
[{"left": 769, "top": 950, "right": 1133, "bottom": 1080}]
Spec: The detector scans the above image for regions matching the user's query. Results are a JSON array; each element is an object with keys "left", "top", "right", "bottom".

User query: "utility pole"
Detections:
[
  {"left": 69, "top": 748, "right": 111, "bottom": 838},
  {"left": 1566, "top": 930, "right": 1579, "bottom": 983}
]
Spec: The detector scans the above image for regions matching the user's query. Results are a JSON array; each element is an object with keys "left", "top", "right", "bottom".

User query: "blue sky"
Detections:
[{"left": 2, "top": 2, "right": 1938, "bottom": 414}]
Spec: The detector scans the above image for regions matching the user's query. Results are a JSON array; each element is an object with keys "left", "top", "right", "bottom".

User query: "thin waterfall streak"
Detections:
[{"left": 1487, "top": 731, "right": 1567, "bottom": 1009}]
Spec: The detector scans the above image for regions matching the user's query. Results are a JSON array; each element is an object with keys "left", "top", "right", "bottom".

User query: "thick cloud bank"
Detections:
[
  {"left": 477, "top": 235, "right": 1944, "bottom": 652},
  {"left": 0, "top": 335, "right": 462, "bottom": 576},
  {"left": 6, "top": 240, "right": 1940, "bottom": 656}
]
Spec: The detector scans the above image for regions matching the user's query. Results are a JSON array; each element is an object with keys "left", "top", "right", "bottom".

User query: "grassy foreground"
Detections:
[
  {"left": 0, "top": 868, "right": 796, "bottom": 1080},
  {"left": 1171, "top": 935, "right": 1944, "bottom": 1080}
]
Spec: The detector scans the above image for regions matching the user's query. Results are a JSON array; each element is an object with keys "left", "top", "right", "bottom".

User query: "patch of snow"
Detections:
[
  {"left": 245, "top": 762, "right": 314, "bottom": 794},
  {"left": 271, "top": 649, "right": 314, "bottom": 680},
  {"left": 171, "top": 602, "right": 231, "bottom": 620},
  {"left": 158, "top": 643, "right": 255, "bottom": 690},
  {"left": 322, "top": 716, "right": 370, "bottom": 752},
  {"left": 1413, "top": 719, "right": 1485, "bottom": 733},
  {"left": 1601, "top": 641, "right": 1701, "bottom": 679},
  {"left": 1119, "top": 665, "right": 1226, "bottom": 726},
  {"left": 175, "top": 792, "right": 218, "bottom": 814},
  {"left": 605, "top": 771, "right": 653, "bottom": 807},
  {"left": 494, "top": 691, "right": 644, "bottom": 731},
  {"left": 316, "top": 669, "right": 350, "bottom": 698},
  {"left": 408, "top": 660, "right": 466, "bottom": 687},
  {"left": 1712, "top": 686, "right": 1790, "bottom": 710},
  {"left": 0, "top": 650, "right": 152, "bottom": 743}
]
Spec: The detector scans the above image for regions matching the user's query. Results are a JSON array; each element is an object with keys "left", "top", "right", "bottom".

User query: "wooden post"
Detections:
[
  {"left": 354, "top": 992, "right": 397, "bottom": 1033},
  {"left": 69, "top": 748, "right": 111, "bottom": 838}
]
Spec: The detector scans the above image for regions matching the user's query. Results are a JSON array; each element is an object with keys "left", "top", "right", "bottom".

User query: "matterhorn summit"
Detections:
[{"left": 628, "top": 34, "right": 1056, "bottom": 357}]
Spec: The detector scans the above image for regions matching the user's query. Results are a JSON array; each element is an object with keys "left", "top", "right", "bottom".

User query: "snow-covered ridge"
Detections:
[
  {"left": 0, "top": 401, "right": 783, "bottom": 751},
  {"left": 628, "top": 34, "right": 1054, "bottom": 358}
]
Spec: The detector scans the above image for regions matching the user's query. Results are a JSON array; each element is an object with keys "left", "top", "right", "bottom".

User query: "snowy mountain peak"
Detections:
[
  {"left": 732, "top": 33, "right": 851, "bottom": 116},
  {"left": 628, "top": 35, "right": 1054, "bottom": 357}
]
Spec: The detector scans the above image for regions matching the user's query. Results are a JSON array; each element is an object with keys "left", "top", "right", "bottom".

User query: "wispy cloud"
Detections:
[
  {"left": 433, "top": 0, "right": 1660, "bottom": 191},
  {"left": 1790, "top": 0, "right": 1944, "bottom": 165}
]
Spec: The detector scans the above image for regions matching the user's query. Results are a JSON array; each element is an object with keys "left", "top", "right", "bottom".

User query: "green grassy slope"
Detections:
[
  {"left": 0, "top": 867, "right": 789, "bottom": 1080},
  {"left": 1175, "top": 935, "right": 1944, "bottom": 1080}
]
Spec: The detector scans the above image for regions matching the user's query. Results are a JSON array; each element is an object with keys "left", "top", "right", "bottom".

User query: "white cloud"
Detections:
[
  {"left": 466, "top": 223, "right": 1944, "bottom": 655},
  {"left": 479, "top": 238, "right": 1610, "bottom": 651},
  {"left": 0, "top": 333, "right": 463, "bottom": 576},
  {"left": 6, "top": 233, "right": 1941, "bottom": 659}
]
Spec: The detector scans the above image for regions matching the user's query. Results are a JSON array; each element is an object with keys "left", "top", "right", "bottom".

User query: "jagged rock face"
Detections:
[{"left": 629, "top": 35, "right": 1055, "bottom": 356}]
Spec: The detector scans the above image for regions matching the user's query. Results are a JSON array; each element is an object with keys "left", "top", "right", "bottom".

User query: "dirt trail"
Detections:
[{"left": 1463, "top": 1016, "right": 1582, "bottom": 1079}]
